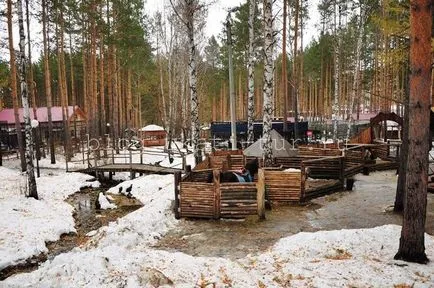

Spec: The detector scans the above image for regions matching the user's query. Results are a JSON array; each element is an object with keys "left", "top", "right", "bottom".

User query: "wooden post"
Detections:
[
  {"left": 81, "top": 139, "right": 85, "bottom": 164},
  {"left": 300, "top": 163, "right": 306, "bottom": 201},
  {"left": 174, "top": 172, "right": 181, "bottom": 219},
  {"left": 339, "top": 157, "right": 345, "bottom": 188},
  {"left": 256, "top": 168, "right": 266, "bottom": 220},
  {"left": 213, "top": 169, "right": 221, "bottom": 219},
  {"left": 186, "top": 165, "right": 192, "bottom": 173},
  {"left": 129, "top": 149, "right": 133, "bottom": 179},
  {"left": 226, "top": 154, "right": 232, "bottom": 170},
  {"left": 206, "top": 156, "right": 211, "bottom": 169},
  {"left": 109, "top": 172, "right": 113, "bottom": 180},
  {"left": 182, "top": 154, "right": 186, "bottom": 171},
  {"left": 140, "top": 148, "right": 143, "bottom": 164}
]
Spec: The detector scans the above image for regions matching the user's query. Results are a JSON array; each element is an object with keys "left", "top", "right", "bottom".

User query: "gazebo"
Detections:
[{"left": 139, "top": 124, "right": 166, "bottom": 146}]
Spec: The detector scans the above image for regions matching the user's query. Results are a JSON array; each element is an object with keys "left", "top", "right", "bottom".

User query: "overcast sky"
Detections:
[
  {"left": 1, "top": 0, "right": 321, "bottom": 61},
  {"left": 145, "top": 0, "right": 321, "bottom": 46}
]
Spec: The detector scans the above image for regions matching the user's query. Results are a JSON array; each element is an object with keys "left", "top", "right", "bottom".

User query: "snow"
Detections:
[
  {"left": 284, "top": 168, "right": 301, "bottom": 172},
  {"left": 0, "top": 166, "right": 100, "bottom": 270},
  {"left": 140, "top": 124, "right": 165, "bottom": 132},
  {"left": 98, "top": 193, "right": 117, "bottom": 210},
  {"left": 2, "top": 159, "right": 434, "bottom": 287}
]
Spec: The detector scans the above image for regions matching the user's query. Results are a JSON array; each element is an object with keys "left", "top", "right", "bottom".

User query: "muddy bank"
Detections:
[
  {"left": 155, "top": 174, "right": 434, "bottom": 260},
  {"left": 0, "top": 182, "right": 142, "bottom": 280}
]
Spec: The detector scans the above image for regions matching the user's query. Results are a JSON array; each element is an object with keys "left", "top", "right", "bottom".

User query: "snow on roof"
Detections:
[
  {"left": 0, "top": 106, "right": 84, "bottom": 124},
  {"left": 140, "top": 124, "right": 165, "bottom": 132}
]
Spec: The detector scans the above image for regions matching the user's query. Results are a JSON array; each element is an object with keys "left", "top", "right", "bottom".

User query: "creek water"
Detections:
[{"left": 0, "top": 180, "right": 142, "bottom": 280}]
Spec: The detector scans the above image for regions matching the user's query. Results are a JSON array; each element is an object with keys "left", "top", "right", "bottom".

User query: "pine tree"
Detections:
[{"left": 394, "top": 0, "right": 431, "bottom": 264}]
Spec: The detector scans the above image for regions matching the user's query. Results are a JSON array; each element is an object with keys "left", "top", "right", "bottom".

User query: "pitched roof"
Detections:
[
  {"left": 243, "top": 129, "right": 299, "bottom": 158},
  {"left": 140, "top": 124, "right": 165, "bottom": 132},
  {"left": 0, "top": 106, "right": 86, "bottom": 124}
]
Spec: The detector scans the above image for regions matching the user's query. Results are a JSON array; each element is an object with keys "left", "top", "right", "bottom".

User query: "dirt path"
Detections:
[{"left": 154, "top": 171, "right": 434, "bottom": 260}]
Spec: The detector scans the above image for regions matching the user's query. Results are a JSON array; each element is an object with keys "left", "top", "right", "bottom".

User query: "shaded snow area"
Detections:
[
  {"left": 98, "top": 193, "right": 117, "bottom": 210},
  {"left": 0, "top": 167, "right": 100, "bottom": 271},
  {"left": 1, "top": 170, "right": 433, "bottom": 287},
  {"left": 3, "top": 222, "right": 434, "bottom": 287}
]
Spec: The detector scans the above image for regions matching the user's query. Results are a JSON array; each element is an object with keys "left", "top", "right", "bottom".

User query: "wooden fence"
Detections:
[{"left": 175, "top": 169, "right": 265, "bottom": 220}]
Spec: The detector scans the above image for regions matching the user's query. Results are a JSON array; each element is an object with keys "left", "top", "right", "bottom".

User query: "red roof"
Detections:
[{"left": 0, "top": 106, "right": 86, "bottom": 124}]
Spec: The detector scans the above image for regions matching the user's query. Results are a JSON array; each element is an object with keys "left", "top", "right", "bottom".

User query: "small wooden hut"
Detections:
[{"left": 140, "top": 124, "right": 166, "bottom": 146}]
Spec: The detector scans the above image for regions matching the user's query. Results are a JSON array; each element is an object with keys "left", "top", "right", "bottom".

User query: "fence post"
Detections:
[
  {"left": 213, "top": 169, "right": 221, "bottom": 219},
  {"left": 174, "top": 172, "right": 181, "bottom": 219},
  {"left": 257, "top": 168, "right": 266, "bottom": 220},
  {"left": 182, "top": 153, "right": 186, "bottom": 171},
  {"left": 339, "top": 157, "right": 345, "bottom": 188},
  {"left": 129, "top": 150, "right": 134, "bottom": 179},
  {"left": 300, "top": 163, "right": 306, "bottom": 201}
]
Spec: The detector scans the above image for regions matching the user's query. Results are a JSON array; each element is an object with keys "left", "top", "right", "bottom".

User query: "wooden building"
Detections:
[
  {"left": 139, "top": 124, "right": 166, "bottom": 146},
  {"left": 0, "top": 106, "right": 86, "bottom": 149}
]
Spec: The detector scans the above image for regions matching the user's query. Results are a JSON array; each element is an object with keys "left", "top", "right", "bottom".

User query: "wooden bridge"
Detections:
[{"left": 77, "top": 163, "right": 182, "bottom": 176}]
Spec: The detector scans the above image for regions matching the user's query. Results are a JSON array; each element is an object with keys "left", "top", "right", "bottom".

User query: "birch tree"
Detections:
[
  {"left": 345, "top": 2, "right": 364, "bottom": 140},
  {"left": 262, "top": 0, "right": 274, "bottom": 166},
  {"left": 17, "top": 0, "right": 38, "bottom": 199},
  {"left": 247, "top": 0, "right": 256, "bottom": 145},
  {"left": 394, "top": 0, "right": 431, "bottom": 264},
  {"left": 7, "top": 0, "right": 26, "bottom": 172},
  {"left": 169, "top": 0, "right": 206, "bottom": 164}
]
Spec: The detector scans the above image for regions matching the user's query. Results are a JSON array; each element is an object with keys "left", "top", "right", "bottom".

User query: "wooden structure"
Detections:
[
  {"left": 175, "top": 169, "right": 264, "bottom": 219},
  {"left": 0, "top": 106, "right": 87, "bottom": 148},
  {"left": 175, "top": 143, "right": 401, "bottom": 220},
  {"left": 68, "top": 141, "right": 186, "bottom": 178},
  {"left": 350, "top": 112, "right": 403, "bottom": 144},
  {"left": 139, "top": 124, "right": 167, "bottom": 146}
]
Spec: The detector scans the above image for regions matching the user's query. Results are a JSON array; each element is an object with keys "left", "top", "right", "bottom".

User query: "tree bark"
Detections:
[
  {"left": 247, "top": 0, "right": 255, "bottom": 144},
  {"left": 17, "top": 0, "right": 38, "bottom": 199},
  {"left": 262, "top": 0, "right": 274, "bottom": 166},
  {"left": 7, "top": 0, "right": 26, "bottom": 172},
  {"left": 332, "top": 3, "right": 341, "bottom": 142},
  {"left": 281, "top": 0, "right": 288, "bottom": 137},
  {"left": 346, "top": 4, "right": 364, "bottom": 140},
  {"left": 186, "top": 4, "right": 201, "bottom": 164},
  {"left": 42, "top": 0, "right": 56, "bottom": 164},
  {"left": 394, "top": 0, "right": 431, "bottom": 264}
]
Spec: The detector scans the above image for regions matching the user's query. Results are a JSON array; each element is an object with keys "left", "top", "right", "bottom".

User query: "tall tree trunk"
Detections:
[
  {"left": 247, "top": 0, "right": 255, "bottom": 144},
  {"left": 186, "top": 10, "right": 201, "bottom": 164},
  {"left": 332, "top": 3, "right": 341, "bottom": 142},
  {"left": 394, "top": 0, "right": 431, "bottom": 264},
  {"left": 281, "top": 0, "right": 288, "bottom": 137},
  {"left": 262, "top": 0, "right": 274, "bottom": 166},
  {"left": 17, "top": 0, "right": 38, "bottom": 199},
  {"left": 346, "top": 5, "right": 364, "bottom": 140},
  {"left": 100, "top": 35, "right": 106, "bottom": 135},
  {"left": 42, "top": 0, "right": 56, "bottom": 164},
  {"left": 25, "top": 0, "right": 40, "bottom": 163},
  {"left": 292, "top": 0, "right": 299, "bottom": 139},
  {"left": 7, "top": 0, "right": 26, "bottom": 171}
]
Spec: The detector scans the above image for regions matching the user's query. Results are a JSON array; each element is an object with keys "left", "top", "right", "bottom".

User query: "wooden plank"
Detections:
[{"left": 257, "top": 169, "right": 266, "bottom": 220}]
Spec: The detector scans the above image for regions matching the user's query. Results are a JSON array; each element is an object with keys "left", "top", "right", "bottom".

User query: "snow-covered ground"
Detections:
[
  {"left": 1, "top": 166, "right": 433, "bottom": 287},
  {"left": 0, "top": 166, "right": 100, "bottom": 271},
  {"left": 1, "top": 148, "right": 433, "bottom": 287}
]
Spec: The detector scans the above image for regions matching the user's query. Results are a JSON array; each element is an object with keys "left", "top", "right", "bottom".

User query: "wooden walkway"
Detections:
[{"left": 77, "top": 163, "right": 182, "bottom": 175}]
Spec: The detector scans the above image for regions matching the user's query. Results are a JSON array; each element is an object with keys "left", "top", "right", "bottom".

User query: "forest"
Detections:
[{"left": 0, "top": 0, "right": 425, "bottom": 143}]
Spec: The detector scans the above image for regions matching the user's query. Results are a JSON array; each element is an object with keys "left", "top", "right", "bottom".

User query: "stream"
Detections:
[{"left": 0, "top": 180, "right": 143, "bottom": 280}]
